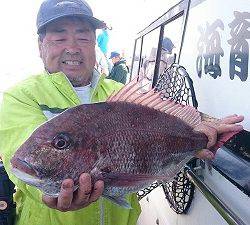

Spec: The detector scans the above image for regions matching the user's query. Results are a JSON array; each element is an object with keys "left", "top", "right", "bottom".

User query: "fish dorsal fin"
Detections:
[{"left": 107, "top": 79, "right": 201, "bottom": 128}]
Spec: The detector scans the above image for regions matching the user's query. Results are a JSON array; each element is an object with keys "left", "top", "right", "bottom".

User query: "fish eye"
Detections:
[{"left": 52, "top": 133, "right": 71, "bottom": 150}]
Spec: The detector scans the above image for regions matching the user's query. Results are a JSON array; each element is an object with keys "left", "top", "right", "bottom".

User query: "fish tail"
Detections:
[
  {"left": 212, "top": 131, "right": 239, "bottom": 152},
  {"left": 200, "top": 112, "right": 242, "bottom": 152}
]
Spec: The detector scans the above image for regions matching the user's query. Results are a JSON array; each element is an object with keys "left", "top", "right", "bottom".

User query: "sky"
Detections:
[
  {"left": 0, "top": 0, "right": 178, "bottom": 93},
  {"left": 1, "top": 1, "right": 248, "bottom": 127}
]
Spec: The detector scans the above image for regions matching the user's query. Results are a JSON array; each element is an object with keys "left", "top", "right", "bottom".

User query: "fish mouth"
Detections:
[
  {"left": 11, "top": 166, "right": 59, "bottom": 195},
  {"left": 11, "top": 158, "right": 80, "bottom": 197},
  {"left": 11, "top": 158, "right": 38, "bottom": 177},
  {"left": 11, "top": 167, "right": 43, "bottom": 188},
  {"left": 11, "top": 161, "right": 79, "bottom": 197},
  {"left": 11, "top": 158, "right": 44, "bottom": 187},
  {"left": 11, "top": 167, "right": 79, "bottom": 197}
]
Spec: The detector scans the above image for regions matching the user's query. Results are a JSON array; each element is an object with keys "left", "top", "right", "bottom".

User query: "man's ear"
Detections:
[{"left": 38, "top": 39, "right": 43, "bottom": 59}]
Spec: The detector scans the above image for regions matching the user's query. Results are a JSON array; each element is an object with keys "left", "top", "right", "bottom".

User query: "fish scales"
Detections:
[
  {"left": 88, "top": 102, "right": 207, "bottom": 167},
  {"left": 11, "top": 100, "right": 208, "bottom": 206}
]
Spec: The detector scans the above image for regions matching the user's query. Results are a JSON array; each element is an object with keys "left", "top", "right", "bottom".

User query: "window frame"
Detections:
[{"left": 130, "top": 0, "right": 191, "bottom": 87}]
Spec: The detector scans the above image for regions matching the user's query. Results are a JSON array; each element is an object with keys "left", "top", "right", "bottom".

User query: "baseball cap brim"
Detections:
[
  {"left": 109, "top": 51, "right": 120, "bottom": 59},
  {"left": 37, "top": 13, "right": 105, "bottom": 33}
]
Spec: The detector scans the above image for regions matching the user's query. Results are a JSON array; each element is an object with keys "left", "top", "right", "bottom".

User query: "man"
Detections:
[
  {"left": 159, "top": 37, "right": 176, "bottom": 72},
  {"left": 0, "top": 0, "right": 140, "bottom": 224},
  {"left": 107, "top": 51, "right": 129, "bottom": 84},
  {"left": 95, "top": 45, "right": 110, "bottom": 75},
  {"left": 0, "top": 0, "right": 244, "bottom": 225},
  {"left": 97, "top": 24, "right": 111, "bottom": 56}
]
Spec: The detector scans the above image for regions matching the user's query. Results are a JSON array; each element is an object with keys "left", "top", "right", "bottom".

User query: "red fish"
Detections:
[{"left": 10, "top": 80, "right": 240, "bottom": 208}]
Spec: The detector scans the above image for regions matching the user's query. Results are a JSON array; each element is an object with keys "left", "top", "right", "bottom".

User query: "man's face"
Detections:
[
  {"left": 39, "top": 17, "right": 96, "bottom": 86},
  {"left": 111, "top": 56, "right": 119, "bottom": 64}
]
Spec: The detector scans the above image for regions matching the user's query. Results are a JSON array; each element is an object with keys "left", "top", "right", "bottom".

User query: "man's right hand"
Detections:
[{"left": 42, "top": 173, "right": 104, "bottom": 212}]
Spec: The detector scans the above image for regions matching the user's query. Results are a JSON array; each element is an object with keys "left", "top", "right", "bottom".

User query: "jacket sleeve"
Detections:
[{"left": 0, "top": 86, "right": 48, "bottom": 203}]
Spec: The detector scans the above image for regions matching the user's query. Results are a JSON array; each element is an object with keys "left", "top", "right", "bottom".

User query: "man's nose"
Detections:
[{"left": 65, "top": 38, "right": 80, "bottom": 54}]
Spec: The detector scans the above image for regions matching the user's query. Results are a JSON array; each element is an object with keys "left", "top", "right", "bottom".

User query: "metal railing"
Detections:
[{"left": 186, "top": 168, "right": 247, "bottom": 225}]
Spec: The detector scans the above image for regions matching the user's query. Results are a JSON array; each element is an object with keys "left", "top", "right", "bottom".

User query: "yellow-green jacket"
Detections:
[{"left": 0, "top": 71, "right": 141, "bottom": 225}]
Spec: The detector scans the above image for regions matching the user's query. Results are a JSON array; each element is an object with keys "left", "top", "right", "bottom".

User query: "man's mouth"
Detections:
[{"left": 62, "top": 60, "right": 83, "bottom": 66}]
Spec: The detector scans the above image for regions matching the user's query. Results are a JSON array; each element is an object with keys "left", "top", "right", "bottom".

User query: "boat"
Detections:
[{"left": 129, "top": 0, "right": 250, "bottom": 224}]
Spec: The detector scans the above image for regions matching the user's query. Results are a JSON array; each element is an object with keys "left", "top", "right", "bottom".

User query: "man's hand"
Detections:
[
  {"left": 194, "top": 114, "right": 244, "bottom": 159},
  {"left": 42, "top": 173, "right": 104, "bottom": 212}
]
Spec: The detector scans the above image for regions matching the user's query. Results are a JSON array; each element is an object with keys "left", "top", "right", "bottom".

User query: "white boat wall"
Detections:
[
  {"left": 137, "top": 150, "right": 250, "bottom": 225},
  {"left": 131, "top": 0, "right": 250, "bottom": 224}
]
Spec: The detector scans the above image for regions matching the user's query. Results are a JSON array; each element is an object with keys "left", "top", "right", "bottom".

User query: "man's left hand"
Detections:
[{"left": 194, "top": 114, "right": 244, "bottom": 159}]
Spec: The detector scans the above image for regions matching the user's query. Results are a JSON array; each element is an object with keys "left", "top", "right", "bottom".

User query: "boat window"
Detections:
[
  {"left": 139, "top": 28, "right": 161, "bottom": 91},
  {"left": 131, "top": 38, "right": 142, "bottom": 79},
  {"left": 158, "top": 16, "right": 184, "bottom": 76}
]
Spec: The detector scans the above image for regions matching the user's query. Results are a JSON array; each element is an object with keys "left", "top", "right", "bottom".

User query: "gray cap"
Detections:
[{"left": 37, "top": 0, "right": 105, "bottom": 33}]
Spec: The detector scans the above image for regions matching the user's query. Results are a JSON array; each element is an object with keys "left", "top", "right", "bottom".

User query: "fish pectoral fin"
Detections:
[
  {"left": 103, "top": 172, "right": 165, "bottom": 186},
  {"left": 103, "top": 194, "right": 132, "bottom": 209}
]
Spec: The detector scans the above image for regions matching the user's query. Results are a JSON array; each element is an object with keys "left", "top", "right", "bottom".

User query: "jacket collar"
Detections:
[
  {"left": 114, "top": 58, "right": 126, "bottom": 66},
  {"left": 46, "top": 69, "right": 104, "bottom": 105}
]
